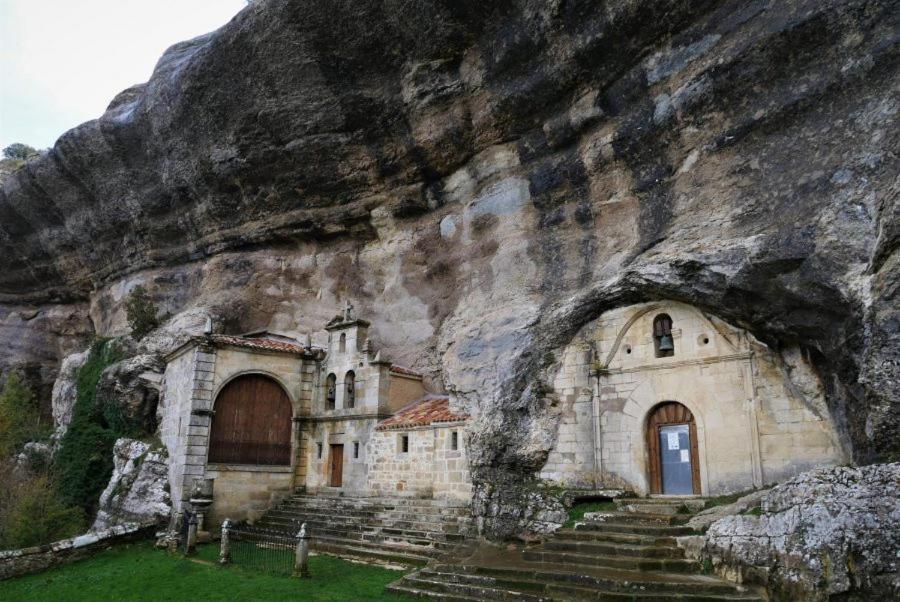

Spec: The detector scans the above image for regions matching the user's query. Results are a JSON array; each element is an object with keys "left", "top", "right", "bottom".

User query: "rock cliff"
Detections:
[{"left": 0, "top": 0, "right": 897, "bottom": 536}]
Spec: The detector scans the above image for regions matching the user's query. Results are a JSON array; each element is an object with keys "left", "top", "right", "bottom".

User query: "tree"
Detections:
[
  {"left": 2, "top": 143, "right": 38, "bottom": 161},
  {"left": 125, "top": 285, "right": 160, "bottom": 340},
  {"left": 0, "top": 372, "right": 46, "bottom": 458}
]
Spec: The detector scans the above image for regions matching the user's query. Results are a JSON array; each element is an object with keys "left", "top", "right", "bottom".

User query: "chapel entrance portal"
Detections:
[
  {"left": 329, "top": 444, "right": 344, "bottom": 487},
  {"left": 646, "top": 402, "right": 700, "bottom": 495}
]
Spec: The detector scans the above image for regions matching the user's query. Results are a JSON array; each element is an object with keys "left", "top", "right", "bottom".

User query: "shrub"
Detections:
[
  {"left": 124, "top": 286, "right": 160, "bottom": 340},
  {"left": 0, "top": 371, "right": 48, "bottom": 457},
  {"left": 0, "top": 473, "right": 84, "bottom": 549},
  {"left": 54, "top": 339, "right": 122, "bottom": 514},
  {"left": 2, "top": 143, "right": 38, "bottom": 160}
]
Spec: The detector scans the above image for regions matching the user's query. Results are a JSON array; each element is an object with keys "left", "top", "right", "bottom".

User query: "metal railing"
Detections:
[{"left": 219, "top": 520, "right": 309, "bottom": 577}]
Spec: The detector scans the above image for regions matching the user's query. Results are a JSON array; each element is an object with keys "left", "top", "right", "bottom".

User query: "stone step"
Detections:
[
  {"left": 431, "top": 565, "right": 749, "bottom": 597},
  {"left": 285, "top": 496, "right": 470, "bottom": 511},
  {"left": 257, "top": 516, "right": 466, "bottom": 544},
  {"left": 263, "top": 510, "right": 470, "bottom": 532},
  {"left": 552, "top": 529, "right": 678, "bottom": 546},
  {"left": 581, "top": 511, "right": 689, "bottom": 525},
  {"left": 574, "top": 521, "right": 695, "bottom": 536},
  {"left": 385, "top": 583, "right": 483, "bottom": 601},
  {"left": 399, "top": 575, "right": 549, "bottom": 601},
  {"left": 543, "top": 539, "right": 685, "bottom": 559},
  {"left": 522, "top": 549, "right": 700, "bottom": 573},
  {"left": 412, "top": 568, "right": 765, "bottom": 601},
  {"left": 311, "top": 540, "right": 432, "bottom": 567},
  {"left": 310, "top": 533, "right": 444, "bottom": 557}
]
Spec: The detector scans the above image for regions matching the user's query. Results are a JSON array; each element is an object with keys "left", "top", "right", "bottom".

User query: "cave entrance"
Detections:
[{"left": 646, "top": 402, "right": 700, "bottom": 495}]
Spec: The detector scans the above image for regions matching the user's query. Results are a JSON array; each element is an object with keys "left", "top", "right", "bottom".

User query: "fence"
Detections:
[{"left": 219, "top": 520, "right": 309, "bottom": 577}]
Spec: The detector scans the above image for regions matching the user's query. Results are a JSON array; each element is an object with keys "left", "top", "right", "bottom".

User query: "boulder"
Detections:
[
  {"left": 92, "top": 438, "right": 170, "bottom": 531},
  {"left": 700, "top": 464, "right": 900, "bottom": 601},
  {"left": 50, "top": 350, "right": 89, "bottom": 442}
]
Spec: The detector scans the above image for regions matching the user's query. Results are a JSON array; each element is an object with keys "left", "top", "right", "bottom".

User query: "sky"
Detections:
[{"left": 0, "top": 0, "right": 247, "bottom": 152}]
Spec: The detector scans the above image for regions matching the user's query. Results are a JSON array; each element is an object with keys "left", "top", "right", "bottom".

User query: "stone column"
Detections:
[
  {"left": 293, "top": 523, "right": 310, "bottom": 578},
  {"left": 219, "top": 519, "right": 231, "bottom": 565},
  {"left": 180, "top": 343, "right": 218, "bottom": 512},
  {"left": 743, "top": 354, "right": 764, "bottom": 488}
]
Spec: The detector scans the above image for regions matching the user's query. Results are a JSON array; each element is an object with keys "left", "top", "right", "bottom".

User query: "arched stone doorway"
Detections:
[
  {"left": 209, "top": 374, "right": 293, "bottom": 465},
  {"left": 646, "top": 402, "right": 700, "bottom": 495}
]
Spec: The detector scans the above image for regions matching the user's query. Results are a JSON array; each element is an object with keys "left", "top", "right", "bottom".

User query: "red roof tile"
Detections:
[
  {"left": 207, "top": 334, "right": 314, "bottom": 356},
  {"left": 389, "top": 364, "right": 423, "bottom": 378},
  {"left": 376, "top": 395, "right": 469, "bottom": 431}
]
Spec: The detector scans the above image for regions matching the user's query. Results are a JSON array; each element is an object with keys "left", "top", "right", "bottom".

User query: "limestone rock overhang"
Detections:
[{"left": 375, "top": 395, "right": 469, "bottom": 431}]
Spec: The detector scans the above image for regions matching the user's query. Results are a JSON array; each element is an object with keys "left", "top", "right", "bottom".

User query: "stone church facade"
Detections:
[
  {"left": 540, "top": 301, "right": 847, "bottom": 495},
  {"left": 160, "top": 308, "right": 470, "bottom": 527},
  {"left": 159, "top": 301, "right": 846, "bottom": 529}
]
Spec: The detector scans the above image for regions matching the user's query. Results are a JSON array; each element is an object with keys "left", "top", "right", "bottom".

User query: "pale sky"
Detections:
[{"left": 0, "top": 0, "right": 247, "bottom": 151}]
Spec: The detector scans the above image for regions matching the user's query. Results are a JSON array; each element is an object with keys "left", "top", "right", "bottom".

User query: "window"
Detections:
[
  {"left": 316, "top": 442, "right": 323, "bottom": 459},
  {"left": 339, "top": 333, "right": 347, "bottom": 353},
  {"left": 344, "top": 371, "right": 355, "bottom": 409},
  {"left": 208, "top": 374, "right": 292, "bottom": 466},
  {"left": 450, "top": 431, "right": 459, "bottom": 451},
  {"left": 353, "top": 441, "right": 359, "bottom": 459},
  {"left": 325, "top": 373, "right": 336, "bottom": 409},
  {"left": 653, "top": 314, "right": 675, "bottom": 358},
  {"left": 399, "top": 434, "right": 409, "bottom": 454}
]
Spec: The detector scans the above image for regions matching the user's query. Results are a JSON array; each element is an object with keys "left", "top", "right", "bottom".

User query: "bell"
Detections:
[{"left": 658, "top": 335, "right": 674, "bottom": 352}]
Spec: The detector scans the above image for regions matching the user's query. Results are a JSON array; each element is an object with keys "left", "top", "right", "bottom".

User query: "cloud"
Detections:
[{"left": 0, "top": 0, "right": 246, "bottom": 150}]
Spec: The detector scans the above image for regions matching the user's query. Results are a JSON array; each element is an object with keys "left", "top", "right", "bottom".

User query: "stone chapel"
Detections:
[{"left": 160, "top": 301, "right": 846, "bottom": 529}]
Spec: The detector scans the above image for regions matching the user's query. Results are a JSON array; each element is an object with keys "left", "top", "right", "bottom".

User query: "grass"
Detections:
[
  {"left": 564, "top": 500, "right": 617, "bottom": 528},
  {"left": 0, "top": 540, "right": 413, "bottom": 601},
  {"left": 702, "top": 489, "right": 756, "bottom": 509}
]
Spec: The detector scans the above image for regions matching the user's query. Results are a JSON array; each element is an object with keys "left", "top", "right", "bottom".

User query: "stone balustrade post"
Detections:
[
  {"left": 219, "top": 519, "right": 231, "bottom": 565},
  {"left": 293, "top": 522, "right": 310, "bottom": 578},
  {"left": 186, "top": 513, "right": 198, "bottom": 555}
]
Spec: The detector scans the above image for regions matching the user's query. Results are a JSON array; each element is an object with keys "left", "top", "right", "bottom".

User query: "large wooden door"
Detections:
[
  {"left": 329, "top": 444, "right": 344, "bottom": 487},
  {"left": 209, "top": 374, "right": 292, "bottom": 465},
  {"left": 646, "top": 402, "right": 700, "bottom": 494}
]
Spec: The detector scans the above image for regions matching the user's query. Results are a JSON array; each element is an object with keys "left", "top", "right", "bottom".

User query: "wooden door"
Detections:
[
  {"left": 329, "top": 444, "right": 344, "bottom": 487},
  {"left": 646, "top": 402, "right": 700, "bottom": 494},
  {"left": 209, "top": 374, "right": 292, "bottom": 465}
]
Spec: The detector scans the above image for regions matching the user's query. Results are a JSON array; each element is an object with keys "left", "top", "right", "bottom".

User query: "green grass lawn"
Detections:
[{"left": 0, "top": 540, "right": 413, "bottom": 601}]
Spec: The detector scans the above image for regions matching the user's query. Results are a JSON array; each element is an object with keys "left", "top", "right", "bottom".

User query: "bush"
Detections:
[
  {"left": 0, "top": 472, "right": 84, "bottom": 549},
  {"left": 0, "top": 372, "right": 48, "bottom": 457},
  {"left": 124, "top": 286, "right": 160, "bottom": 340},
  {"left": 54, "top": 339, "right": 123, "bottom": 514}
]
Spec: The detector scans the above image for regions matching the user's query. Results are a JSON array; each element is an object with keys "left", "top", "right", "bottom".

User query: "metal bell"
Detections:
[{"left": 657, "top": 335, "right": 674, "bottom": 352}]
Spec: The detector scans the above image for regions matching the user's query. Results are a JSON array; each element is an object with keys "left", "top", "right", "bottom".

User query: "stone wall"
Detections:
[
  {"left": 367, "top": 423, "right": 471, "bottom": 500},
  {"left": 0, "top": 524, "right": 155, "bottom": 581},
  {"left": 541, "top": 301, "right": 846, "bottom": 495},
  {"left": 304, "top": 417, "right": 379, "bottom": 493},
  {"left": 204, "top": 465, "right": 294, "bottom": 526}
]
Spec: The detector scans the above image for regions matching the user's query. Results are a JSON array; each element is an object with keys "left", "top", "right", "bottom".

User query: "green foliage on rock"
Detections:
[
  {"left": 0, "top": 372, "right": 48, "bottom": 457},
  {"left": 124, "top": 286, "right": 160, "bottom": 340},
  {"left": 2, "top": 143, "right": 38, "bottom": 160},
  {"left": 53, "top": 339, "right": 123, "bottom": 514},
  {"left": 0, "top": 474, "right": 84, "bottom": 549}
]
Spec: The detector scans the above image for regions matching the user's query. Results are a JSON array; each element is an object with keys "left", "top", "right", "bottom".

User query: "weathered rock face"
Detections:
[
  {"left": 0, "top": 0, "right": 897, "bottom": 536},
  {"left": 50, "top": 350, "right": 89, "bottom": 441},
  {"left": 92, "top": 438, "right": 170, "bottom": 531},
  {"left": 699, "top": 464, "right": 900, "bottom": 601}
]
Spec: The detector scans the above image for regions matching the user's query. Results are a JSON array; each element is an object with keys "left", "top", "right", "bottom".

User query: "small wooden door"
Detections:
[
  {"left": 329, "top": 444, "right": 344, "bottom": 487},
  {"left": 647, "top": 402, "right": 700, "bottom": 494}
]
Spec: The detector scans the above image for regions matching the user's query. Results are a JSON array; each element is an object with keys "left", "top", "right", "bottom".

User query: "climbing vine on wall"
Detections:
[{"left": 53, "top": 338, "right": 124, "bottom": 514}]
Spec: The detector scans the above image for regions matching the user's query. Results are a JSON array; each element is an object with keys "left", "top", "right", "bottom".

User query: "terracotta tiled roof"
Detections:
[
  {"left": 376, "top": 395, "right": 469, "bottom": 431},
  {"left": 207, "top": 334, "right": 314, "bottom": 356},
  {"left": 389, "top": 364, "right": 423, "bottom": 378}
]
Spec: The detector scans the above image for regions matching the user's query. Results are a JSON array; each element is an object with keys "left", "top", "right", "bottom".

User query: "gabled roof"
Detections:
[
  {"left": 388, "top": 364, "right": 423, "bottom": 379},
  {"left": 206, "top": 334, "right": 316, "bottom": 356},
  {"left": 375, "top": 395, "right": 469, "bottom": 431}
]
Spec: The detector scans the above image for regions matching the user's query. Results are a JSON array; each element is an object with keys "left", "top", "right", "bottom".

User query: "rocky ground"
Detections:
[{"left": 0, "top": 0, "right": 897, "bottom": 539}]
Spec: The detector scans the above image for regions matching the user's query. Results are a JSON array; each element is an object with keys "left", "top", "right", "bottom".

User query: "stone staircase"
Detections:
[
  {"left": 252, "top": 492, "right": 473, "bottom": 567},
  {"left": 387, "top": 496, "right": 767, "bottom": 601}
]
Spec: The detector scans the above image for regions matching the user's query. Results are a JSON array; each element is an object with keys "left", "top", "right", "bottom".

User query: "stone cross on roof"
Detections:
[{"left": 343, "top": 300, "right": 354, "bottom": 321}]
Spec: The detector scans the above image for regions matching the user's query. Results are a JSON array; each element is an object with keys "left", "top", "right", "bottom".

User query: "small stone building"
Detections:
[
  {"left": 540, "top": 301, "right": 847, "bottom": 495},
  {"left": 161, "top": 308, "right": 471, "bottom": 528}
]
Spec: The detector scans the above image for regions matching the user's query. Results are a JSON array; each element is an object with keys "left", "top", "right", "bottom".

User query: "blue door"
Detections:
[{"left": 658, "top": 424, "right": 694, "bottom": 494}]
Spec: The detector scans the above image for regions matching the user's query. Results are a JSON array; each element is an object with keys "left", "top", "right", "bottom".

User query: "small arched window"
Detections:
[
  {"left": 325, "top": 373, "right": 337, "bottom": 409},
  {"left": 653, "top": 314, "right": 675, "bottom": 358},
  {"left": 339, "top": 333, "right": 347, "bottom": 353},
  {"left": 344, "top": 371, "right": 355, "bottom": 409}
]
